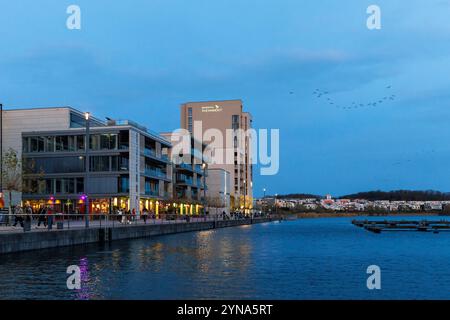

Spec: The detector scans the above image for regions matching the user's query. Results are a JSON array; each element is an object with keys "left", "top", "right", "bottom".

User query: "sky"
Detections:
[{"left": 1, "top": 0, "right": 450, "bottom": 197}]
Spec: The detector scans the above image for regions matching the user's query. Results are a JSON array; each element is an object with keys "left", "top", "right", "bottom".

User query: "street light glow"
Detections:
[{"left": 84, "top": 112, "right": 90, "bottom": 120}]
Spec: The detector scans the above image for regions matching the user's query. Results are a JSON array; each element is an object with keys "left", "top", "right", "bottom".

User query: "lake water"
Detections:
[{"left": 1, "top": 216, "right": 450, "bottom": 300}]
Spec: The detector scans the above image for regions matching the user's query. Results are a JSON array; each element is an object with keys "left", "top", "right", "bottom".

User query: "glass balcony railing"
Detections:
[
  {"left": 144, "top": 148, "right": 156, "bottom": 157},
  {"left": 145, "top": 168, "right": 168, "bottom": 179},
  {"left": 176, "top": 176, "right": 193, "bottom": 185},
  {"left": 178, "top": 163, "right": 193, "bottom": 171},
  {"left": 145, "top": 190, "right": 160, "bottom": 197}
]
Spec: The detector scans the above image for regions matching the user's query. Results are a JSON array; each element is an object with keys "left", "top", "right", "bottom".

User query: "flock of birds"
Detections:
[{"left": 307, "top": 85, "right": 397, "bottom": 111}]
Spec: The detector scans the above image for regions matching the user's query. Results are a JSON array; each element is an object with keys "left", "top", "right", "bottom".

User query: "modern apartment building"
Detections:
[
  {"left": 180, "top": 99, "right": 253, "bottom": 211},
  {"left": 2, "top": 107, "right": 174, "bottom": 215},
  {"left": 161, "top": 131, "right": 207, "bottom": 215}
]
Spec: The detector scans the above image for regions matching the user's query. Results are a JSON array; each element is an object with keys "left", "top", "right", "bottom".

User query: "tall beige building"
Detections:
[{"left": 180, "top": 99, "right": 253, "bottom": 211}]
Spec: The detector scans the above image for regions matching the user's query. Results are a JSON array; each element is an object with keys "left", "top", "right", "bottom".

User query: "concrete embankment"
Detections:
[{"left": 0, "top": 218, "right": 275, "bottom": 254}]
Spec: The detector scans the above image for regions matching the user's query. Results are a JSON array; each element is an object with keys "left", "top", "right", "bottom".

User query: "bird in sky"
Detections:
[{"left": 311, "top": 85, "right": 397, "bottom": 111}]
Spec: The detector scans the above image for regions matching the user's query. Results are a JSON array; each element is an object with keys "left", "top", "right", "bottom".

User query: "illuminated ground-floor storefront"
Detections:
[{"left": 23, "top": 196, "right": 205, "bottom": 217}]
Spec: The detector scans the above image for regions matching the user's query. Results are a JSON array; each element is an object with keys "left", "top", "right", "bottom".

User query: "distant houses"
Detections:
[{"left": 255, "top": 195, "right": 450, "bottom": 213}]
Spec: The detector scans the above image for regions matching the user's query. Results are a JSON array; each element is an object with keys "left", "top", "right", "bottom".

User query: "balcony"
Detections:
[
  {"left": 145, "top": 189, "right": 160, "bottom": 197},
  {"left": 177, "top": 163, "right": 193, "bottom": 171},
  {"left": 144, "top": 168, "right": 168, "bottom": 179},
  {"left": 176, "top": 176, "right": 193, "bottom": 185},
  {"left": 144, "top": 148, "right": 156, "bottom": 157}
]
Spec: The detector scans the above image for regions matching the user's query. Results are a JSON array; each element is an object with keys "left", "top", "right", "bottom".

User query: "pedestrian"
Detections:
[
  {"left": 47, "top": 205, "right": 54, "bottom": 230},
  {"left": 126, "top": 209, "right": 132, "bottom": 224},
  {"left": 25, "top": 205, "right": 33, "bottom": 223},
  {"left": 37, "top": 206, "right": 47, "bottom": 228},
  {"left": 12, "top": 206, "right": 24, "bottom": 228},
  {"left": 142, "top": 207, "right": 148, "bottom": 224},
  {"left": 132, "top": 208, "right": 136, "bottom": 223}
]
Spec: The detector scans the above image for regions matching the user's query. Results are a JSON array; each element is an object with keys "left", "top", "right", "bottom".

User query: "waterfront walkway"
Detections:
[
  {"left": 0, "top": 215, "right": 276, "bottom": 254},
  {"left": 0, "top": 215, "right": 246, "bottom": 234}
]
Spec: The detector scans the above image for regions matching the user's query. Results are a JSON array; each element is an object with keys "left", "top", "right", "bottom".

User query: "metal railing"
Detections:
[{"left": 0, "top": 211, "right": 274, "bottom": 233}]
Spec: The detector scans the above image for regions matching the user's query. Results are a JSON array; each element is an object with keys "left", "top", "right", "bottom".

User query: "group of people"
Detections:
[
  {"left": 114, "top": 207, "right": 156, "bottom": 224},
  {"left": 9, "top": 205, "right": 54, "bottom": 229}
]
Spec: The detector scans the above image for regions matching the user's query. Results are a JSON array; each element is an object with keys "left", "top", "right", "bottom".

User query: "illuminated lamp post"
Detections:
[
  {"left": 84, "top": 112, "right": 90, "bottom": 228},
  {"left": 202, "top": 162, "right": 207, "bottom": 218},
  {"left": 0, "top": 103, "right": 3, "bottom": 207}
]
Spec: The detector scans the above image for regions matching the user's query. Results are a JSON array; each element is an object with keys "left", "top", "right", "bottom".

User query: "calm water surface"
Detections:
[{"left": 2, "top": 217, "right": 450, "bottom": 299}]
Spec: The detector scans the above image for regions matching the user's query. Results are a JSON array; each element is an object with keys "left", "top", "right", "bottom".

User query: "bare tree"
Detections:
[
  {"left": 1, "top": 148, "right": 39, "bottom": 214},
  {"left": 206, "top": 196, "right": 225, "bottom": 217}
]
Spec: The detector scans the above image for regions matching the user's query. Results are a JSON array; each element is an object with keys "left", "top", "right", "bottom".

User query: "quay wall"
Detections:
[{"left": 0, "top": 218, "right": 275, "bottom": 254}]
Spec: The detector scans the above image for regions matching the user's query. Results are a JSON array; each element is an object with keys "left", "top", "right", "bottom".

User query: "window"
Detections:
[
  {"left": 70, "top": 113, "right": 86, "bottom": 128},
  {"left": 111, "top": 156, "right": 119, "bottom": 171},
  {"left": 188, "top": 108, "right": 193, "bottom": 133},
  {"left": 44, "top": 137, "right": 54, "bottom": 152},
  {"left": 76, "top": 178, "right": 84, "bottom": 193},
  {"left": 90, "top": 156, "right": 110, "bottom": 172},
  {"left": 76, "top": 135, "right": 85, "bottom": 151},
  {"left": 55, "top": 136, "right": 69, "bottom": 151},
  {"left": 118, "top": 176, "right": 129, "bottom": 193},
  {"left": 232, "top": 115, "right": 240, "bottom": 130},
  {"left": 119, "top": 131, "right": 129, "bottom": 149},
  {"left": 119, "top": 156, "right": 129, "bottom": 171}
]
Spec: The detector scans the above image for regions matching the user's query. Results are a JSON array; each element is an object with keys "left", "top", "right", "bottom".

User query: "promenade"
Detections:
[
  {"left": 0, "top": 214, "right": 277, "bottom": 254},
  {"left": 0, "top": 215, "right": 220, "bottom": 234}
]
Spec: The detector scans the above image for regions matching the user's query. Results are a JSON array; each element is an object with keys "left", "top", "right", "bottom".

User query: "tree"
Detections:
[
  {"left": 2, "top": 148, "right": 23, "bottom": 214},
  {"left": 1, "top": 148, "right": 38, "bottom": 214},
  {"left": 206, "top": 196, "right": 226, "bottom": 217}
]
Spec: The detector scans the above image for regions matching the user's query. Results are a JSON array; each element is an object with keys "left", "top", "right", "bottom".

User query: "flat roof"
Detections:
[
  {"left": 181, "top": 99, "right": 243, "bottom": 105},
  {"left": 3, "top": 106, "right": 105, "bottom": 125}
]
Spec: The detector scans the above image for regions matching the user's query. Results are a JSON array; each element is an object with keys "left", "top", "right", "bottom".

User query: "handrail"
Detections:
[{"left": 0, "top": 212, "right": 273, "bottom": 232}]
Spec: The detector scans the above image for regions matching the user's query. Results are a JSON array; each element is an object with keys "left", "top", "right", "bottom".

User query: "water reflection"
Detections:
[{"left": 2, "top": 218, "right": 450, "bottom": 299}]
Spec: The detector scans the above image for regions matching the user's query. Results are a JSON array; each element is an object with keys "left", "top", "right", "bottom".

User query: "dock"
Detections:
[{"left": 352, "top": 219, "right": 450, "bottom": 233}]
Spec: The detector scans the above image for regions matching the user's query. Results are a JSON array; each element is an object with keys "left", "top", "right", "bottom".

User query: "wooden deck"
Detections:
[{"left": 352, "top": 219, "right": 450, "bottom": 233}]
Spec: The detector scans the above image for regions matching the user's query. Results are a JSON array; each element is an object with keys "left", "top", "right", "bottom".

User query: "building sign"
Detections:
[{"left": 201, "top": 105, "right": 223, "bottom": 113}]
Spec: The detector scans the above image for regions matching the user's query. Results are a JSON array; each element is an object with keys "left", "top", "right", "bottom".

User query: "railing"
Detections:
[
  {"left": 144, "top": 148, "right": 157, "bottom": 157},
  {"left": 144, "top": 168, "right": 168, "bottom": 179},
  {"left": 144, "top": 190, "right": 160, "bottom": 197},
  {"left": 176, "top": 176, "right": 193, "bottom": 185},
  {"left": 178, "top": 163, "right": 193, "bottom": 171},
  {"left": 0, "top": 211, "right": 275, "bottom": 233}
]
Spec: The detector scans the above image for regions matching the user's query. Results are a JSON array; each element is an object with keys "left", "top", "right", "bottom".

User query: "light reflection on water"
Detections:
[{"left": 2, "top": 217, "right": 450, "bottom": 299}]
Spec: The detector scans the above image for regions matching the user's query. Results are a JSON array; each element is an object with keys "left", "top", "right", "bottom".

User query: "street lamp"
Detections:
[
  {"left": 202, "top": 162, "right": 207, "bottom": 217},
  {"left": 0, "top": 103, "right": 3, "bottom": 202},
  {"left": 243, "top": 179, "right": 246, "bottom": 216},
  {"left": 263, "top": 188, "right": 266, "bottom": 215},
  {"left": 84, "top": 112, "right": 90, "bottom": 228},
  {"left": 275, "top": 193, "right": 278, "bottom": 216}
]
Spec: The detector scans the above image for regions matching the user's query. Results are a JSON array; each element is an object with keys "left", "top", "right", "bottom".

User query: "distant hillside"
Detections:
[
  {"left": 276, "top": 193, "right": 321, "bottom": 199},
  {"left": 339, "top": 190, "right": 450, "bottom": 201}
]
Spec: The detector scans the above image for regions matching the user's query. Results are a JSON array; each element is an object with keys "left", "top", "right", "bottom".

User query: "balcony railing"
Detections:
[
  {"left": 145, "top": 190, "right": 160, "bottom": 197},
  {"left": 144, "top": 148, "right": 157, "bottom": 157},
  {"left": 144, "top": 168, "right": 168, "bottom": 179},
  {"left": 178, "top": 163, "right": 193, "bottom": 171},
  {"left": 176, "top": 176, "right": 193, "bottom": 185}
]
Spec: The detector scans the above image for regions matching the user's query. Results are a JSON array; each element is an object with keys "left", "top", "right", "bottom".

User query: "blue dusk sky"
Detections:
[{"left": 1, "top": 0, "right": 450, "bottom": 197}]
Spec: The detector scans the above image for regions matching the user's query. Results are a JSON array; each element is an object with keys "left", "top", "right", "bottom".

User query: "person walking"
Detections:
[
  {"left": 12, "top": 205, "right": 24, "bottom": 228},
  {"left": 37, "top": 206, "right": 47, "bottom": 228},
  {"left": 46, "top": 205, "right": 54, "bottom": 230},
  {"left": 126, "top": 209, "right": 131, "bottom": 225},
  {"left": 142, "top": 207, "right": 148, "bottom": 224}
]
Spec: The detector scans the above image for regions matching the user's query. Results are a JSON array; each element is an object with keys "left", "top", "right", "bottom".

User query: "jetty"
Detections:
[{"left": 352, "top": 219, "right": 450, "bottom": 233}]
